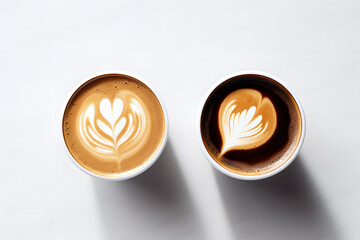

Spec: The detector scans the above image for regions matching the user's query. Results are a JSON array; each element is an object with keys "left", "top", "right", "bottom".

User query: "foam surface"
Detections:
[
  {"left": 63, "top": 74, "right": 165, "bottom": 177},
  {"left": 200, "top": 74, "right": 302, "bottom": 176},
  {"left": 219, "top": 89, "right": 277, "bottom": 155}
]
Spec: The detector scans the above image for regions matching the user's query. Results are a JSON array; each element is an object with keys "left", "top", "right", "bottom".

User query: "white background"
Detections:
[{"left": 1, "top": 0, "right": 359, "bottom": 239}]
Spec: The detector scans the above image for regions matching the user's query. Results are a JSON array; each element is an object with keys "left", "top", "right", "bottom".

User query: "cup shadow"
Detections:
[
  {"left": 214, "top": 155, "right": 340, "bottom": 240},
  {"left": 93, "top": 140, "right": 203, "bottom": 240}
]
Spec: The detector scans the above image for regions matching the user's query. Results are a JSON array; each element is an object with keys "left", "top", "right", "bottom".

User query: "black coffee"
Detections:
[{"left": 200, "top": 74, "right": 302, "bottom": 175}]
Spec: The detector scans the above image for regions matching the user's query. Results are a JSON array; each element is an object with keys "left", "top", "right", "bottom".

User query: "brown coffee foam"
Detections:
[
  {"left": 63, "top": 74, "right": 165, "bottom": 177},
  {"left": 200, "top": 75, "right": 302, "bottom": 176},
  {"left": 218, "top": 89, "right": 277, "bottom": 154}
]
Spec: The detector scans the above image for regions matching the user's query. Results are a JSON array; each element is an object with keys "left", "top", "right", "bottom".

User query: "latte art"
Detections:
[
  {"left": 63, "top": 74, "right": 166, "bottom": 177},
  {"left": 218, "top": 89, "right": 277, "bottom": 155},
  {"left": 78, "top": 90, "right": 150, "bottom": 165},
  {"left": 200, "top": 74, "right": 303, "bottom": 176}
]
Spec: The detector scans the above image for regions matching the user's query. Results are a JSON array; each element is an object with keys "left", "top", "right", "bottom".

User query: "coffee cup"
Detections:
[
  {"left": 196, "top": 71, "right": 306, "bottom": 180},
  {"left": 61, "top": 71, "right": 168, "bottom": 180}
]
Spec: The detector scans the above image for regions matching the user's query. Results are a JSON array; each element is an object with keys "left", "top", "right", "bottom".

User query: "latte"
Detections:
[
  {"left": 63, "top": 73, "right": 166, "bottom": 178},
  {"left": 200, "top": 73, "right": 303, "bottom": 176}
]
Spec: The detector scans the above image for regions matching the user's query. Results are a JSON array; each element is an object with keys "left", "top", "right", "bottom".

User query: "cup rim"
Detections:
[
  {"left": 61, "top": 71, "right": 169, "bottom": 181},
  {"left": 196, "top": 70, "right": 306, "bottom": 180}
]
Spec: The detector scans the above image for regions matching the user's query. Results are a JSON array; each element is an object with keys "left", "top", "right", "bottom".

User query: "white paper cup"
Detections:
[
  {"left": 196, "top": 71, "right": 306, "bottom": 180},
  {"left": 61, "top": 71, "right": 169, "bottom": 181}
]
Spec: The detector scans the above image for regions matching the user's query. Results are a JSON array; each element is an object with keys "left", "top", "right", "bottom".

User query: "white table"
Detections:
[{"left": 1, "top": 1, "right": 359, "bottom": 239}]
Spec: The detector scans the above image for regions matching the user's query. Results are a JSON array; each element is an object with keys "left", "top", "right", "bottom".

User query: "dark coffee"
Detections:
[{"left": 200, "top": 74, "right": 302, "bottom": 176}]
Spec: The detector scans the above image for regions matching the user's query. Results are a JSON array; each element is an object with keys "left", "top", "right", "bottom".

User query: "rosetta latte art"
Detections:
[
  {"left": 218, "top": 89, "right": 277, "bottom": 156},
  {"left": 78, "top": 90, "right": 150, "bottom": 165}
]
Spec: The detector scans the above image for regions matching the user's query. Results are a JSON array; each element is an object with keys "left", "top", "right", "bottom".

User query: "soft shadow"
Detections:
[
  {"left": 93, "top": 140, "right": 203, "bottom": 240},
  {"left": 215, "top": 156, "right": 340, "bottom": 240}
]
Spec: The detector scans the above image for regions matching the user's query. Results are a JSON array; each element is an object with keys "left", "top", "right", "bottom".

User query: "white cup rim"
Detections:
[
  {"left": 196, "top": 70, "right": 306, "bottom": 180},
  {"left": 61, "top": 71, "right": 169, "bottom": 181}
]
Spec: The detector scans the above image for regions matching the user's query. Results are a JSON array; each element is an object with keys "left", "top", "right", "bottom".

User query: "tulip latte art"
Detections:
[
  {"left": 78, "top": 91, "right": 150, "bottom": 164},
  {"left": 200, "top": 74, "right": 302, "bottom": 176},
  {"left": 63, "top": 74, "right": 165, "bottom": 177},
  {"left": 219, "top": 89, "right": 277, "bottom": 155}
]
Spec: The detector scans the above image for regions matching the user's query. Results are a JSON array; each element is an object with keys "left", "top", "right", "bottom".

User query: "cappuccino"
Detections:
[
  {"left": 200, "top": 73, "right": 303, "bottom": 176},
  {"left": 63, "top": 73, "right": 166, "bottom": 178}
]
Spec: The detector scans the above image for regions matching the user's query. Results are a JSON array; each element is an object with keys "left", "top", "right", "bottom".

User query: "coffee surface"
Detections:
[
  {"left": 200, "top": 74, "right": 302, "bottom": 175},
  {"left": 63, "top": 74, "right": 165, "bottom": 177}
]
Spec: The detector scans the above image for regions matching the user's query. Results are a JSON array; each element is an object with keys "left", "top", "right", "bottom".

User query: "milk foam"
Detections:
[
  {"left": 78, "top": 90, "right": 150, "bottom": 165},
  {"left": 218, "top": 89, "right": 277, "bottom": 155}
]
